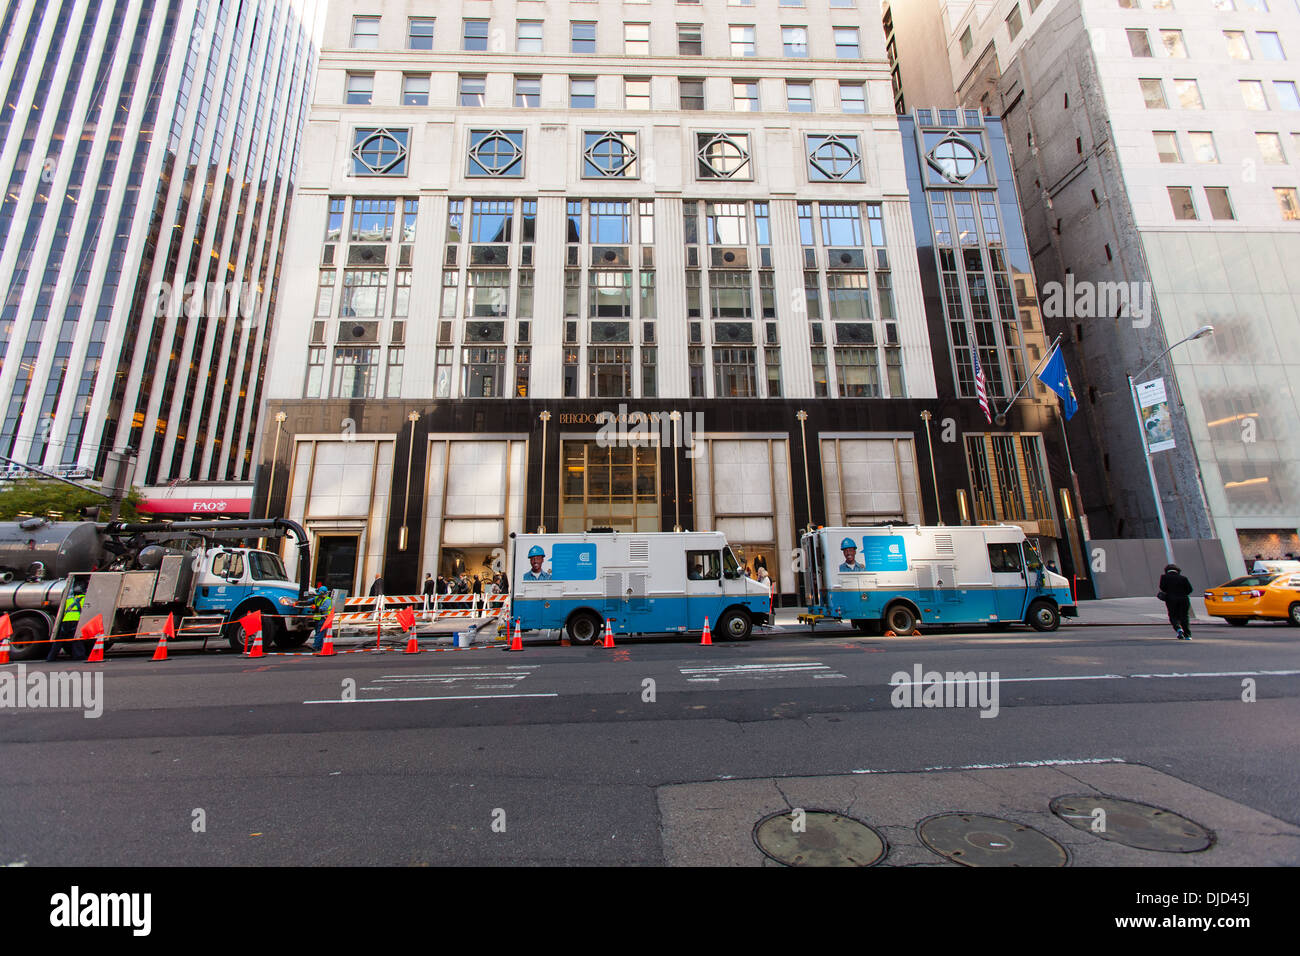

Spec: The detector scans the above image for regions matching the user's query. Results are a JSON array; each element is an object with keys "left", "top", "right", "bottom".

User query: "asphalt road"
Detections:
[{"left": 2, "top": 620, "right": 1298, "bottom": 866}]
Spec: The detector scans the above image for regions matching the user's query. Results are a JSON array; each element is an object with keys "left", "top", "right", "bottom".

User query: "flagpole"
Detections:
[{"left": 993, "top": 333, "right": 1063, "bottom": 423}]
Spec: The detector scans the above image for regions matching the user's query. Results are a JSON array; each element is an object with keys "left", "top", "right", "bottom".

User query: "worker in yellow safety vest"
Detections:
[{"left": 47, "top": 585, "right": 88, "bottom": 661}]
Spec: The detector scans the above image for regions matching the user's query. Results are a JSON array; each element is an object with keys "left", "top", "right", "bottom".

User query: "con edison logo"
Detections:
[{"left": 49, "top": 887, "right": 151, "bottom": 936}]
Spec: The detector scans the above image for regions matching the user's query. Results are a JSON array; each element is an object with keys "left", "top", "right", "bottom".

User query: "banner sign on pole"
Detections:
[{"left": 1136, "top": 378, "right": 1175, "bottom": 453}]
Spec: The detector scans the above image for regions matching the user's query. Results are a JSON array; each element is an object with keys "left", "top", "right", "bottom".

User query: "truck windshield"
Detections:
[
  {"left": 249, "top": 552, "right": 289, "bottom": 582},
  {"left": 1022, "top": 541, "right": 1044, "bottom": 573}
]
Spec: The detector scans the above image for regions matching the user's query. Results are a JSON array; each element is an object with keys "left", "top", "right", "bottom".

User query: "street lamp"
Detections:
[
  {"left": 537, "top": 411, "right": 551, "bottom": 533},
  {"left": 669, "top": 410, "right": 682, "bottom": 531},
  {"left": 796, "top": 410, "right": 813, "bottom": 533},
  {"left": 1127, "top": 324, "right": 1214, "bottom": 564},
  {"left": 920, "top": 410, "right": 943, "bottom": 526},
  {"left": 261, "top": 411, "right": 287, "bottom": 549},
  {"left": 399, "top": 410, "right": 419, "bottom": 551}
]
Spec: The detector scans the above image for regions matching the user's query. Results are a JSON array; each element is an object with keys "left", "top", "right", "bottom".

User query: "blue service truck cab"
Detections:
[
  {"left": 802, "top": 525, "right": 1077, "bottom": 634},
  {"left": 510, "top": 530, "right": 771, "bottom": 643}
]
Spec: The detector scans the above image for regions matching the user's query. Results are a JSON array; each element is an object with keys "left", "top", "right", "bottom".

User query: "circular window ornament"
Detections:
[
  {"left": 927, "top": 134, "right": 985, "bottom": 183},
  {"left": 353, "top": 130, "right": 407, "bottom": 175}
]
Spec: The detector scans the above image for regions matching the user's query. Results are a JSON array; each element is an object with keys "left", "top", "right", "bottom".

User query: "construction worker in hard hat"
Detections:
[
  {"left": 299, "top": 585, "right": 332, "bottom": 651},
  {"left": 523, "top": 545, "right": 551, "bottom": 581},
  {"left": 48, "top": 583, "right": 89, "bottom": 661},
  {"left": 839, "top": 537, "right": 864, "bottom": 572}
]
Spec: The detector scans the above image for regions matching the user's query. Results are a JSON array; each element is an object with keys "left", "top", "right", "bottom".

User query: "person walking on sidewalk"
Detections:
[{"left": 1158, "top": 564, "right": 1194, "bottom": 640}]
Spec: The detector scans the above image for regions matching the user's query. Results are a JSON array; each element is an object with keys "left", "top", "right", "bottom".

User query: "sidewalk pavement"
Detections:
[{"left": 770, "top": 596, "right": 1218, "bottom": 629}]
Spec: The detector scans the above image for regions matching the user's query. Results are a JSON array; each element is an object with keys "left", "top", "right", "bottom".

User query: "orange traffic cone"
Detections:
[
  {"left": 86, "top": 634, "right": 105, "bottom": 663},
  {"left": 601, "top": 619, "right": 615, "bottom": 648},
  {"left": 317, "top": 626, "right": 336, "bottom": 657},
  {"left": 508, "top": 618, "right": 523, "bottom": 652},
  {"left": 404, "top": 632, "right": 420, "bottom": 654},
  {"left": 246, "top": 629, "right": 264, "bottom": 659},
  {"left": 151, "top": 632, "right": 168, "bottom": 661},
  {"left": 700, "top": 616, "right": 712, "bottom": 646},
  {"left": 0, "top": 636, "right": 9, "bottom": 665}
]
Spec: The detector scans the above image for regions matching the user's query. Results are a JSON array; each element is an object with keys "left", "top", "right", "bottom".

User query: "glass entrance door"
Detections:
[
  {"left": 315, "top": 535, "right": 359, "bottom": 595},
  {"left": 560, "top": 440, "right": 659, "bottom": 532}
]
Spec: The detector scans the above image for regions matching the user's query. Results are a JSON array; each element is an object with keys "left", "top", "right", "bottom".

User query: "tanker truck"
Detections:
[{"left": 0, "top": 517, "right": 314, "bottom": 660}]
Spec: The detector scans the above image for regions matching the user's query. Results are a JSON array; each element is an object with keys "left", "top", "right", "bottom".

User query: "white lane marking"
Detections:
[
  {"left": 1128, "top": 669, "right": 1300, "bottom": 679},
  {"left": 304, "top": 693, "right": 558, "bottom": 704},
  {"left": 681, "top": 662, "right": 828, "bottom": 673},
  {"left": 681, "top": 661, "right": 846, "bottom": 683},
  {"left": 892, "top": 669, "right": 1300, "bottom": 688},
  {"left": 847, "top": 757, "right": 1126, "bottom": 774}
]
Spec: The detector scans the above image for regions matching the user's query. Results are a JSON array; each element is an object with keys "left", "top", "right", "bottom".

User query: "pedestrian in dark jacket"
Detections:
[
  {"left": 1158, "top": 564, "right": 1194, "bottom": 639},
  {"left": 369, "top": 575, "right": 384, "bottom": 597}
]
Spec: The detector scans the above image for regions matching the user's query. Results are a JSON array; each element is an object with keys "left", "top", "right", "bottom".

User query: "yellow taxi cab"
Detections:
[{"left": 1204, "top": 572, "right": 1300, "bottom": 626}]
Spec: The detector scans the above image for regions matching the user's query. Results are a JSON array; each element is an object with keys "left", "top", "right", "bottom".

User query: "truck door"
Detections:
[
  {"left": 685, "top": 548, "right": 723, "bottom": 630},
  {"left": 195, "top": 551, "right": 250, "bottom": 612},
  {"left": 987, "top": 542, "right": 1029, "bottom": 622}
]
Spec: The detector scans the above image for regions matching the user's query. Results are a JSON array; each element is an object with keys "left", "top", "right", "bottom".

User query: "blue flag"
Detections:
[{"left": 1037, "top": 344, "right": 1078, "bottom": 421}]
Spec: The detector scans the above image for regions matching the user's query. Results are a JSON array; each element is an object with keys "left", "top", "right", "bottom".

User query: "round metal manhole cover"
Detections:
[
  {"left": 917, "top": 813, "right": 1068, "bottom": 867},
  {"left": 752, "top": 810, "right": 886, "bottom": 867},
  {"left": 1050, "top": 795, "right": 1214, "bottom": 853}
]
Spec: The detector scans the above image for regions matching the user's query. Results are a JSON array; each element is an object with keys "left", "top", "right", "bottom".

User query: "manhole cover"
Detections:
[
  {"left": 752, "top": 810, "right": 886, "bottom": 867},
  {"left": 1050, "top": 795, "right": 1214, "bottom": 853},
  {"left": 917, "top": 813, "right": 1068, "bottom": 867}
]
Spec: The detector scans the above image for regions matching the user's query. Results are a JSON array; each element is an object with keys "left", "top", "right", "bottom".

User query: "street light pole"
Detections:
[
  {"left": 537, "top": 411, "right": 551, "bottom": 533},
  {"left": 399, "top": 410, "right": 419, "bottom": 551},
  {"left": 1127, "top": 325, "right": 1214, "bottom": 566},
  {"left": 261, "top": 411, "right": 286, "bottom": 548},
  {"left": 796, "top": 410, "right": 812, "bottom": 533},
  {"left": 669, "top": 410, "right": 682, "bottom": 531},
  {"left": 920, "top": 410, "right": 942, "bottom": 526}
]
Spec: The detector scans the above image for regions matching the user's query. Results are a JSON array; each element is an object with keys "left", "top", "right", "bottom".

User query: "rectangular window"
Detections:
[
  {"left": 733, "top": 80, "right": 759, "bottom": 111},
  {"left": 783, "top": 26, "right": 808, "bottom": 57},
  {"left": 839, "top": 82, "right": 866, "bottom": 113},
  {"left": 1225, "top": 31, "right": 1250, "bottom": 60},
  {"left": 393, "top": 271, "right": 412, "bottom": 317},
  {"left": 1189, "top": 131, "right": 1217, "bottom": 163},
  {"left": 960, "top": 27, "right": 972, "bottom": 57},
  {"left": 678, "top": 23, "right": 703, "bottom": 55},
  {"left": 713, "top": 348, "right": 757, "bottom": 398},
  {"left": 462, "top": 347, "right": 507, "bottom": 398},
  {"left": 1168, "top": 186, "right": 1197, "bottom": 220},
  {"left": 351, "top": 198, "right": 396, "bottom": 241},
  {"left": 787, "top": 81, "right": 813, "bottom": 112},
  {"left": 1276, "top": 187, "right": 1300, "bottom": 220},
  {"left": 1241, "top": 80, "right": 1268, "bottom": 110},
  {"left": 517, "top": 20, "right": 543, "bottom": 53},
  {"left": 1006, "top": 5, "right": 1023, "bottom": 41},
  {"left": 625, "top": 77, "right": 651, "bottom": 110},
  {"left": 332, "top": 348, "right": 379, "bottom": 398},
  {"left": 835, "top": 347, "right": 880, "bottom": 397},
  {"left": 386, "top": 348, "right": 404, "bottom": 397},
  {"left": 1154, "top": 130, "right": 1181, "bottom": 163},
  {"left": 1205, "top": 187, "right": 1235, "bottom": 220},
  {"left": 463, "top": 19, "right": 488, "bottom": 51},
  {"left": 1257, "top": 32, "right": 1284, "bottom": 61},
  {"left": 1140, "top": 78, "right": 1167, "bottom": 109},
  {"left": 1173, "top": 79, "right": 1202, "bottom": 109},
  {"left": 408, "top": 18, "right": 434, "bottom": 50},
  {"left": 403, "top": 75, "right": 430, "bottom": 106},
  {"left": 352, "top": 16, "right": 379, "bottom": 49},
  {"left": 1161, "top": 30, "right": 1187, "bottom": 57},
  {"left": 345, "top": 73, "right": 373, "bottom": 105},
  {"left": 680, "top": 78, "right": 704, "bottom": 110},
  {"left": 625, "top": 23, "right": 649, "bottom": 55},
  {"left": 316, "top": 270, "right": 335, "bottom": 317},
  {"left": 571, "top": 21, "right": 596, "bottom": 54},
  {"left": 1257, "top": 132, "right": 1285, "bottom": 163},
  {"left": 514, "top": 76, "right": 540, "bottom": 108},
  {"left": 1128, "top": 29, "right": 1152, "bottom": 57},
  {"left": 589, "top": 346, "right": 632, "bottom": 398},
  {"left": 1276, "top": 81, "right": 1300, "bottom": 110},
  {"left": 731, "top": 25, "right": 755, "bottom": 57},
  {"left": 571, "top": 77, "right": 596, "bottom": 109},
  {"left": 834, "top": 27, "right": 860, "bottom": 58},
  {"left": 459, "top": 75, "right": 485, "bottom": 107}
]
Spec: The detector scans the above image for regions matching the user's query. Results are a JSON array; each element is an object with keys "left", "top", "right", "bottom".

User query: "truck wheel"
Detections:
[
  {"left": 566, "top": 611, "right": 603, "bottom": 645},
  {"left": 8, "top": 616, "right": 50, "bottom": 661},
  {"left": 1027, "top": 601, "right": 1060, "bottom": 632},
  {"left": 717, "top": 608, "right": 752, "bottom": 641},
  {"left": 883, "top": 604, "right": 916, "bottom": 635}
]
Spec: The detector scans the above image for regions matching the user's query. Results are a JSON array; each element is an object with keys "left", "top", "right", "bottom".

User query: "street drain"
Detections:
[
  {"left": 1049, "top": 795, "right": 1214, "bottom": 853},
  {"left": 917, "top": 813, "right": 1068, "bottom": 867},
  {"left": 752, "top": 810, "right": 886, "bottom": 866}
]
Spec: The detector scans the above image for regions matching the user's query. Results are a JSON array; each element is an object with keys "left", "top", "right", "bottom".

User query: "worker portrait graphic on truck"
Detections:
[
  {"left": 839, "top": 538, "right": 865, "bottom": 572},
  {"left": 522, "top": 546, "right": 552, "bottom": 581}
]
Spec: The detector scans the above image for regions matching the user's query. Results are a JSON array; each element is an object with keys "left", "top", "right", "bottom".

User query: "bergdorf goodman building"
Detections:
[{"left": 257, "top": 0, "right": 1078, "bottom": 598}]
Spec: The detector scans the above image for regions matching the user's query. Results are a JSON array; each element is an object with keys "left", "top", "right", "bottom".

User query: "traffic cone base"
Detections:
[
  {"left": 246, "top": 630, "right": 264, "bottom": 658},
  {"left": 152, "top": 635, "right": 169, "bottom": 661},
  {"left": 0, "top": 637, "right": 10, "bottom": 665},
  {"left": 700, "top": 616, "right": 713, "bottom": 646},
  {"left": 86, "top": 635, "right": 105, "bottom": 662},
  {"left": 318, "top": 629, "right": 336, "bottom": 656},
  {"left": 404, "top": 634, "right": 420, "bottom": 654},
  {"left": 883, "top": 630, "right": 897, "bottom": 638},
  {"left": 509, "top": 618, "right": 523, "bottom": 652}
]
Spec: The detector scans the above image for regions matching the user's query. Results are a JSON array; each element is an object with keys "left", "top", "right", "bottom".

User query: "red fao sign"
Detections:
[{"left": 138, "top": 498, "right": 252, "bottom": 515}]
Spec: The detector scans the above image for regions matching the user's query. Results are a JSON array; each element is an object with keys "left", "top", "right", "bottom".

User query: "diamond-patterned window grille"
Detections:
[
  {"left": 807, "top": 134, "right": 863, "bottom": 182},
  {"left": 696, "top": 132, "right": 752, "bottom": 180},
  {"left": 468, "top": 130, "right": 525, "bottom": 177},
  {"left": 352, "top": 128, "right": 409, "bottom": 176},
  {"left": 583, "top": 132, "right": 639, "bottom": 178},
  {"left": 926, "top": 132, "right": 987, "bottom": 184}
]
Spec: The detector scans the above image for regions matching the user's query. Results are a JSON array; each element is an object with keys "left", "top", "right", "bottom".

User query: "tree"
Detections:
[{"left": 0, "top": 479, "right": 144, "bottom": 522}]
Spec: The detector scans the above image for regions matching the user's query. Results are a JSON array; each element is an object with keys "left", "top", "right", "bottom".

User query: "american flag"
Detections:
[{"left": 972, "top": 350, "right": 992, "bottom": 424}]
